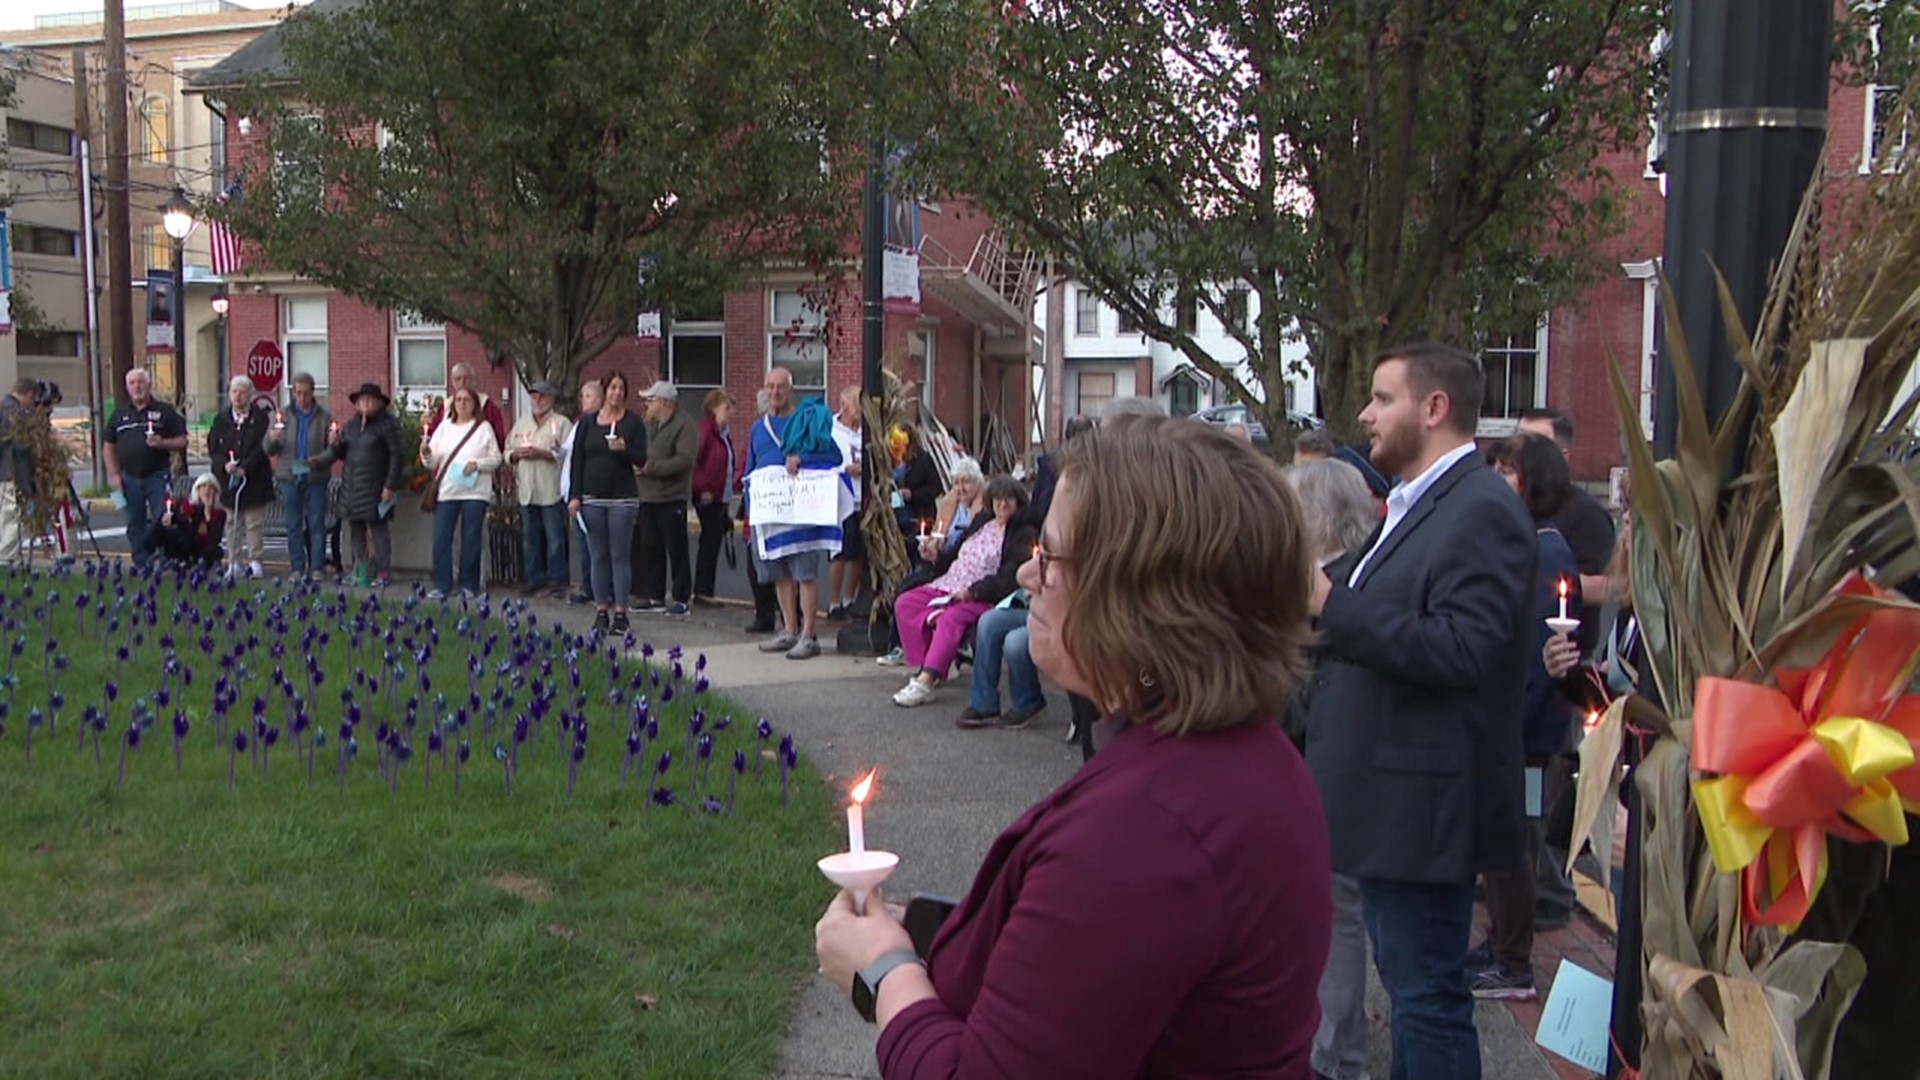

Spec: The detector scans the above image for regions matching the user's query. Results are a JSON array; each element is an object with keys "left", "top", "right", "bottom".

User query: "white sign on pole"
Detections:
[{"left": 749, "top": 467, "right": 842, "bottom": 527}]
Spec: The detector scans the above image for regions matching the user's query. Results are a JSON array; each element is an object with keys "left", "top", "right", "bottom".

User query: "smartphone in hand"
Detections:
[{"left": 903, "top": 894, "right": 959, "bottom": 957}]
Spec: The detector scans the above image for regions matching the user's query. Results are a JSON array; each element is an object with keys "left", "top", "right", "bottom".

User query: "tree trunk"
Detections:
[{"left": 1317, "top": 329, "right": 1384, "bottom": 444}]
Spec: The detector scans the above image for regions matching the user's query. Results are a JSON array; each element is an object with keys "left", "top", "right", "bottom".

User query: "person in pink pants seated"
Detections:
[{"left": 890, "top": 476, "right": 1037, "bottom": 708}]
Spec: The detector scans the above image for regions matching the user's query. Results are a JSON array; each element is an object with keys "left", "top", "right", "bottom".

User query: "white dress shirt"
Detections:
[{"left": 1347, "top": 440, "right": 1478, "bottom": 587}]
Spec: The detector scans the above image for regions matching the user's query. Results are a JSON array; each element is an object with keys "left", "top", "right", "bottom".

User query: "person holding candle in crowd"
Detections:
[
  {"left": 888, "top": 476, "right": 1034, "bottom": 708},
  {"left": 423, "top": 361, "right": 508, "bottom": 450},
  {"left": 891, "top": 425, "right": 944, "bottom": 570},
  {"left": 1460, "top": 432, "right": 1582, "bottom": 1002},
  {"left": 423, "top": 387, "right": 505, "bottom": 601},
  {"left": 148, "top": 473, "right": 227, "bottom": 567},
  {"left": 876, "top": 458, "right": 985, "bottom": 669},
  {"left": 307, "top": 382, "right": 405, "bottom": 588},
  {"left": 103, "top": 367, "right": 190, "bottom": 569},
  {"left": 206, "top": 375, "right": 277, "bottom": 580},
  {"left": 1305, "top": 344, "right": 1534, "bottom": 1080},
  {"left": 508, "top": 380, "right": 573, "bottom": 599},
  {"left": 265, "top": 372, "right": 333, "bottom": 582},
  {"left": 815, "top": 414, "right": 1331, "bottom": 1075},
  {"left": 568, "top": 371, "right": 648, "bottom": 635},
  {"left": 560, "top": 379, "right": 602, "bottom": 603}
]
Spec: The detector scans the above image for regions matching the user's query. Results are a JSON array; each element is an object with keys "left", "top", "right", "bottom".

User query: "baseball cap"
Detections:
[
  {"left": 527, "top": 380, "right": 560, "bottom": 398},
  {"left": 642, "top": 381, "right": 678, "bottom": 402}
]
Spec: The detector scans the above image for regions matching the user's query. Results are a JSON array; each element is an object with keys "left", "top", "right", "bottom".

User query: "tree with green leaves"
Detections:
[
  {"left": 218, "top": 0, "right": 865, "bottom": 398},
  {"left": 881, "top": 0, "right": 1665, "bottom": 439}
]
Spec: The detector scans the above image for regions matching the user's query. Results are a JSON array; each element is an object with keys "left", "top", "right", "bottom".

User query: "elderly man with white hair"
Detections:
[
  {"left": 425, "top": 361, "right": 508, "bottom": 450},
  {"left": 103, "top": 367, "right": 189, "bottom": 568},
  {"left": 206, "top": 374, "right": 278, "bottom": 577}
]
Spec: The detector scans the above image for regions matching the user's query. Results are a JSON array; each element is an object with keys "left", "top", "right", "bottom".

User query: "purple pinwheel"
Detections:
[
  {"left": 651, "top": 787, "right": 677, "bottom": 809},
  {"left": 566, "top": 727, "right": 587, "bottom": 801},
  {"left": 700, "top": 796, "right": 724, "bottom": 815},
  {"left": 622, "top": 730, "right": 642, "bottom": 786},
  {"left": 229, "top": 730, "right": 249, "bottom": 791},
  {"left": 778, "top": 734, "right": 796, "bottom": 807},
  {"left": 754, "top": 719, "right": 772, "bottom": 779},
  {"left": 23, "top": 706, "right": 42, "bottom": 766},
  {"left": 696, "top": 734, "right": 714, "bottom": 794},
  {"left": 115, "top": 722, "right": 143, "bottom": 786},
  {"left": 171, "top": 711, "right": 189, "bottom": 774},
  {"left": 726, "top": 750, "right": 745, "bottom": 814},
  {"left": 646, "top": 750, "right": 671, "bottom": 808},
  {"left": 695, "top": 652, "right": 707, "bottom": 673},
  {"left": 455, "top": 740, "right": 470, "bottom": 795}
]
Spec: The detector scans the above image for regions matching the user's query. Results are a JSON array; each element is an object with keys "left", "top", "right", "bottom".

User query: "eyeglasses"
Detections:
[{"left": 1032, "top": 542, "right": 1074, "bottom": 588}]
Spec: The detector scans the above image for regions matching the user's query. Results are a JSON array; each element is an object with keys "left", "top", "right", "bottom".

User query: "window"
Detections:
[
  {"left": 1074, "top": 289, "right": 1100, "bottom": 335},
  {"left": 1478, "top": 321, "right": 1549, "bottom": 434},
  {"left": 668, "top": 319, "right": 725, "bottom": 401},
  {"left": 16, "top": 330, "right": 81, "bottom": 358},
  {"left": 272, "top": 115, "right": 324, "bottom": 211},
  {"left": 1077, "top": 371, "right": 1116, "bottom": 417},
  {"left": 5, "top": 118, "right": 74, "bottom": 156},
  {"left": 142, "top": 225, "right": 171, "bottom": 275},
  {"left": 769, "top": 289, "right": 827, "bottom": 394},
  {"left": 141, "top": 94, "right": 171, "bottom": 165},
  {"left": 9, "top": 223, "right": 78, "bottom": 257},
  {"left": 283, "top": 296, "right": 329, "bottom": 397},
  {"left": 1175, "top": 291, "right": 1199, "bottom": 334},
  {"left": 1116, "top": 307, "right": 1139, "bottom": 335},
  {"left": 1223, "top": 288, "right": 1250, "bottom": 334},
  {"left": 1168, "top": 372, "right": 1200, "bottom": 417},
  {"left": 393, "top": 311, "right": 447, "bottom": 394},
  {"left": 1864, "top": 83, "right": 1909, "bottom": 173},
  {"left": 210, "top": 104, "right": 227, "bottom": 191}
]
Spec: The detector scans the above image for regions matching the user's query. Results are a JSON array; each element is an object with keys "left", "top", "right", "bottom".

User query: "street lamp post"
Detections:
[
  {"left": 160, "top": 188, "right": 198, "bottom": 415},
  {"left": 210, "top": 291, "right": 230, "bottom": 394}
]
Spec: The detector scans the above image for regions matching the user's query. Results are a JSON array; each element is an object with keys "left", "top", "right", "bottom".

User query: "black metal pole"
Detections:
[
  {"left": 172, "top": 240, "right": 188, "bottom": 477},
  {"left": 1627, "top": 2, "right": 1832, "bottom": 1074},
  {"left": 860, "top": 58, "right": 887, "bottom": 516}
]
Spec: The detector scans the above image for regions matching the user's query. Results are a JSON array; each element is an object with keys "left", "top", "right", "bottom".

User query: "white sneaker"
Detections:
[
  {"left": 892, "top": 679, "right": 935, "bottom": 707},
  {"left": 875, "top": 647, "right": 906, "bottom": 667},
  {"left": 248, "top": 561, "right": 264, "bottom": 579},
  {"left": 758, "top": 633, "right": 800, "bottom": 653}
]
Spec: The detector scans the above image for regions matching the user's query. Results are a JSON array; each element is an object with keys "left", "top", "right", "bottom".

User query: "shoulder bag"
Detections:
[{"left": 421, "top": 420, "right": 484, "bottom": 513}]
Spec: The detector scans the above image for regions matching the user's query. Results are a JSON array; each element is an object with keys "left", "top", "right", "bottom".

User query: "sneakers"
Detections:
[
  {"left": 1469, "top": 966, "right": 1537, "bottom": 1001},
  {"left": 592, "top": 611, "right": 611, "bottom": 634},
  {"left": 1464, "top": 938, "right": 1494, "bottom": 974},
  {"left": 785, "top": 635, "right": 820, "bottom": 660},
  {"left": 955, "top": 708, "right": 1001, "bottom": 730},
  {"left": 248, "top": 561, "right": 265, "bottom": 579},
  {"left": 665, "top": 602, "right": 690, "bottom": 617},
  {"left": 1064, "top": 718, "right": 1080, "bottom": 744},
  {"left": 827, "top": 603, "right": 849, "bottom": 621},
  {"left": 631, "top": 599, "right": 664, "bottom": 615},
  {"left": 611, "top": 612, "right": 631, "bottom": 635},
  {"left": 875, "top": 647, "right": 906, "bottom": 667},
  {"left": 758, "top": 633, "right": 800, "bottom": 653},
  {"left": 426, "top": 589, "right": 448, "bottom": 602},
  {"left": 892, "top": 679, "right": 935, "bottom": 707},
  {"left": 1000, "top": 704, "right": 1046, "bottom": 730}
]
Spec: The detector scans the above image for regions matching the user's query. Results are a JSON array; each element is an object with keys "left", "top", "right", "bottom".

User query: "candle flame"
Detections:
[
  {"left": 1557, "top": 578, "right": 1570, "bottom": 598},
  {"left": 1585, "top": 710, "right": 1600, "bottom": 732},
  {"left": 850, "top": 769, "right": 877, "bottom": 804}
]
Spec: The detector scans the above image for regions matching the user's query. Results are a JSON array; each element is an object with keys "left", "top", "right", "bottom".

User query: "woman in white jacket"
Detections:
[{"left": 423, "top": 387, "right": 503, "bottom": 600}]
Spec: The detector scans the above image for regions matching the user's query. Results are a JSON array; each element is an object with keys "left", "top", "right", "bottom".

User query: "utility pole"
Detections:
[
  {"left": 104, "top": 0, "right": 134, "bottom": 407},
  {"left": 73, "top": 46, "right": 107, "bottom": 489}
]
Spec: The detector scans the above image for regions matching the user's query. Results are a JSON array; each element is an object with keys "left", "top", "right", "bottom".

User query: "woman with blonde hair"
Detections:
[{"left": 816, "top": 414, "right": 1331, "bottom": 1075}]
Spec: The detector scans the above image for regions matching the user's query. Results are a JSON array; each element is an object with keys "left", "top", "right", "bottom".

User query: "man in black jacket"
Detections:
[{"left": 1306, "top": 344, "right": 1535, "bottom": 1080}]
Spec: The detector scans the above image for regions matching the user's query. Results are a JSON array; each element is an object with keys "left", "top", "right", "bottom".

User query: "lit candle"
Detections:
[
  {"left": 1557, "top": 578, "right": 1570, "bottom": 622},
  {"left": 1584, "top": 710, "right": 1600, "bottom": 733},
  {"left": 847, "top": 769, "right": 876, "bottom": 854},
  {"left": 146, "top": 418, "right": 155, "bottom": 437},
  {"left": 164, "top": 497, "right": 173, "bottom": 515},
  {"left": 919, "top": 520, "right": 930, "bottom": 539}
]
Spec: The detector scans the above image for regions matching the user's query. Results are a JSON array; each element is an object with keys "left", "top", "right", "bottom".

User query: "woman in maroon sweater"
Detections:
[{"left": 816, "top": 414, "right": 1333, "bottom": 1078}]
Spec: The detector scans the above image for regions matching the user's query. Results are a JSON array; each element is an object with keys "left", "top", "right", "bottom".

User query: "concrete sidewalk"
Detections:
[{"left": 501, "top": 594, "right": 1581, "bottom": 1080}]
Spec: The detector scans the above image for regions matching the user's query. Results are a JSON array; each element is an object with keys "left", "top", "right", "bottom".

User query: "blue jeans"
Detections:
[
  {"left": 581, "top": 501, "right": 636, "bottom": 608},
  {"left": 1359, "top": 878, "right": 1481, "bottom": 1080},
  {"left": 122, "top": 471, "right": 171, "bottom": 567},
  {"left": 277, "top": 474, "right": 329, "bottom": 574},
  {"left": 968, "top": 606, "right": 1045, "bottom": 716},
  {"left": 521, "top": 500, "right": 567, "bottom": 589},
  {"left": 432, "top": 499, "right": 488, "bottom": 595}
]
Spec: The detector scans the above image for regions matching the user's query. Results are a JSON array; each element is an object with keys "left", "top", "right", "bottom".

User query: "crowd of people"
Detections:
[{"left": 815, "top": 343, "right": 1627, "bottom": 1080}]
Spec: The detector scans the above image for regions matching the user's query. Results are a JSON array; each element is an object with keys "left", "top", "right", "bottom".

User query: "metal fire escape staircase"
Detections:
[{"left": 917, "top": 228, "right": 1043, "bottom": 364}]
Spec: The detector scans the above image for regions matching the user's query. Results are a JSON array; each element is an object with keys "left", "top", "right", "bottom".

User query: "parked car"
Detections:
[{"left": 1190, "top": 403, "right": 1322, "bottom": 446}]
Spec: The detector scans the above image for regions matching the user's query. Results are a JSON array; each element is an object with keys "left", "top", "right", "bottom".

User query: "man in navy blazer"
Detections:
[{"left": 1305, "top": 343, "right": 1535, "bottom": 1080}]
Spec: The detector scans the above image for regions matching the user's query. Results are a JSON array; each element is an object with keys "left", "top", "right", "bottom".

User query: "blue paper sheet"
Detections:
[{"left": 1534, "top": 958, "right": 1613, "bottom": 1073}]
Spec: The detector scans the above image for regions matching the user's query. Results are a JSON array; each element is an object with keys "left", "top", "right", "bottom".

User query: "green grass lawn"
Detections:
[{"left": 0, "top": 566, "right": 835, "bottom": 1079}]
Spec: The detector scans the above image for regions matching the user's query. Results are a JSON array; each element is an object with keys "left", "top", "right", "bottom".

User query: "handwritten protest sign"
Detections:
[{"left": 749, "top": 467, "right": 842, "bottom": 527}]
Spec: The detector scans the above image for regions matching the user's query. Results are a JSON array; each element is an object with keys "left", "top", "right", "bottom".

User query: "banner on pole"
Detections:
[{"left": 146, "top": 269, "right": 176, "bottom": 351}]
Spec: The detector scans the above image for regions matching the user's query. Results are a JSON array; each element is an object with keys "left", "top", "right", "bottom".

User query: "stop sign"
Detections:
[{"left": 246, "top": 340, "right": 285, "bottom": 394}]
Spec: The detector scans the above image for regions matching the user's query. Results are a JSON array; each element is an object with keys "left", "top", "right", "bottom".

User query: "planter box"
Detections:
[{"left": 384, "top": 502, "right": 524, "bottom": 585}]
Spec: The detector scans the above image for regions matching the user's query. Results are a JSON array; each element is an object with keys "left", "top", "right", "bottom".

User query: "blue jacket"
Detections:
[
  {"left": 1525, "top": 526, "right": 1582, "bottom": 757},
  {"left": 744, "top": 411, "right": 843, "bottom": 518}
]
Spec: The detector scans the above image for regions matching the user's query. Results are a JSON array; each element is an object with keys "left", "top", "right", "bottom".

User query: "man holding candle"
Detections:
[
  {"left": 103, "top": 368, "right": 190, "bottom": 569},
  {"left": 1305, "top": 344, "right": 1534, "bottom": 1080},
  {"left": 266, "top": 373, "right": 333, "bottom": 581}
]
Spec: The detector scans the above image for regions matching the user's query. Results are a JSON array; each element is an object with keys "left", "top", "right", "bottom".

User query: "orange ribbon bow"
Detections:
[{"left": 1691, "top": 574, "right": 1920, "bottom": 927}]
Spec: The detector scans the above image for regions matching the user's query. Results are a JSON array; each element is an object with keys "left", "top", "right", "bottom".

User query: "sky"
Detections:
[{"left": 1, "top": 0, "right": 301, "bottom": 33}]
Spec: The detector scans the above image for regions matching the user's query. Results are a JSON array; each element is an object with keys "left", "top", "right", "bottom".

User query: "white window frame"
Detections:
[
  {"left": 283, "top": 295, "right": 329, "bottom": 400},
  {"left": 1863, "top": 83, "right": 1909, "bottom": 174},
  {"left": 273, "top": 114, "right": 324, "bottom": 211},
  {"left": 1474, "top": 316, "right": 1550, "bottom": 438},
  {"left": 1074, "top": 288, "right": 1100, "bottom": 336},
  {"left": 768, "top": 288, "right": 828, "bottom": 395},
  {"left": 667, "top": 318, "right": 726, "bottom": 401},
  {"left": 1624, "top": 259, "right": 1659, "bottom": 439},
  {"left": 393, "top": 310, "right": 447, "bottom": 398}
]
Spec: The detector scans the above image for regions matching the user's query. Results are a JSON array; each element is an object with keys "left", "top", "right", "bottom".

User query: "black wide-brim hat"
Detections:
[{"left": 348, "top": 382, "right": 390, "bottom": 405}]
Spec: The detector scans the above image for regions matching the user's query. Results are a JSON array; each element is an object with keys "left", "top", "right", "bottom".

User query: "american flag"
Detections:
[{"left": 209, "top": 179, "right": 245, "bottom": 277}]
